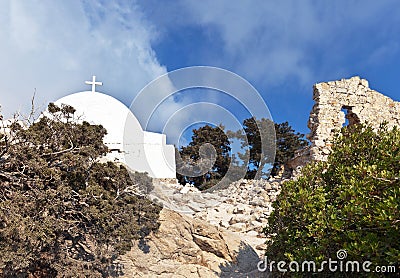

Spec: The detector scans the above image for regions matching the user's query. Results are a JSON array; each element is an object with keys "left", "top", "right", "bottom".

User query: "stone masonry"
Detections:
[{"left": 307, "top": 76, "right": 400, "bottom": 161}]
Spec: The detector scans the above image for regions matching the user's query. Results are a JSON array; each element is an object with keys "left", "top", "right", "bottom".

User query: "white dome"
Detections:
[
  {"left": 55, "top": 91, "right": 143, "bottom": 147},
  {"left": 54, "top": 90, "right": 176, "bottom": 179}
]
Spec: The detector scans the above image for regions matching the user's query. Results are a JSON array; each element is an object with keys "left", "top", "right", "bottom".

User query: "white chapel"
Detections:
[{"left": 54, "top": 76, "right": 176, "bottom": 179}]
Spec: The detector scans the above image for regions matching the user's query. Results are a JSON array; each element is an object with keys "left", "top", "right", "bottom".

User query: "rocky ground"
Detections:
[
  {"left": 117, "top": 209, "right": 264, "bottom": 277},
  {"left": 193, "top": 178, "right": 283, "bottom": 257},
  {"left": 118, "top": 177, "right": 287, "bottom": 277},
  {"left": 151, "top": 177, "right": 285, "bottom": 256}
]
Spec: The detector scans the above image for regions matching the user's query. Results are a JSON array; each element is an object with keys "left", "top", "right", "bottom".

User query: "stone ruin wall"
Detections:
[{"left": 307, "top": 76, "right": 400, "bottom": 161}]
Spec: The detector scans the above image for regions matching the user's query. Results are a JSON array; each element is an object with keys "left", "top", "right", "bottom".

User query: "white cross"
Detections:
[{"left": 85, "top": 75, "right": 103, "bottom": 93}]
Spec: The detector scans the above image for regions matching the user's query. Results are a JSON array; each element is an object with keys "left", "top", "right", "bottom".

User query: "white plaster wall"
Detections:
[
  {"left": 142, "top": 131, "right": 176, "bottom": 178},
  {"left": 163, "top": 144, "right": 177, "bottom": 178}
]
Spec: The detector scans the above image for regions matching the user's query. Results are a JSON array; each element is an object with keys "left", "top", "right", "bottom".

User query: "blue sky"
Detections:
[{"left": 1, "top": 1, "right": 399, "bottom": 145}]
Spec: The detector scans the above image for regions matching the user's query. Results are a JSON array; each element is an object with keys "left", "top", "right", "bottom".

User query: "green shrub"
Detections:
[{"left": 264, "top": 124, "right": 400, "bottom": 276}]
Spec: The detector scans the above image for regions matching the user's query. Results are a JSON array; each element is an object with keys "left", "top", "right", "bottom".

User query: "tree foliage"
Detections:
[
  {"left": 234, "top": 118, "right": 308, "bottom": 178},
  {"left": 273, "top": 121, "right": 308, "bottom": 175},
  {"left": 176, "top": 125, "right": 231, "bottom": 190},
  {"left": 233, "top": 117, "right": 275, "bottom": 179},
  {"left": 0, "top": 104, "right": 161, "bottom": 277},
  {"left": 176, "top": 119, "right": 307, "bottom": 188},
  {"left": 264, "top": 124, "right": 400, "bottom": 276}
]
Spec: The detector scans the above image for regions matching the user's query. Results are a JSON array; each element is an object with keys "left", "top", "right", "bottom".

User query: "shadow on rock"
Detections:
[
  {"left": 137, "top": 237, "right": 150, "bottom": 254},
  {"left": 219, "top": 242, "right": 268, "bottom": 277}
]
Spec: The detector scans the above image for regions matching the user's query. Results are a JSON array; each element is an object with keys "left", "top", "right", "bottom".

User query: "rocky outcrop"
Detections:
[
  {"left": 193, "top": 178, "right": 283, "bottom": 256},
  {"left": 117, "top": 209, "right": 264, "bottom": 277},
  {"left": 117, "top": 177, "right": 285, "bottom": 276},
  {"left": 149, "top": 177, "right": 283, "bottom": 257}
]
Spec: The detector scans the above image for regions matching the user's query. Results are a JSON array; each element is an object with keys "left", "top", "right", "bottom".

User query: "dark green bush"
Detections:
[{"left": 265, "top": 124, "right": 400, "bottom": 277}]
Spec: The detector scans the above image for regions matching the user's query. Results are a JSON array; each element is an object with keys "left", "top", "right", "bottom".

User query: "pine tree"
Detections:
[
  {"left": 234, "top": 118, "right": 308, "bottom": 178},
  {"left": 176, "top": 125, "right": 231, "bottom": 190}
]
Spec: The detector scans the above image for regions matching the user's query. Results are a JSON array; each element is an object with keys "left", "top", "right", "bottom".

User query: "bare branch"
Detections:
[
  {"left": 28, "top": 89, "right": 36, "bottom": 124},
  {"left": 0, "top": 172, "right": 12, "bottom": 181},
  {"left": 41, "top": 139, "right": 75, "bottom": 157},
  {"left": 371, "top": 176, "right": 399, "bottom": 183}
]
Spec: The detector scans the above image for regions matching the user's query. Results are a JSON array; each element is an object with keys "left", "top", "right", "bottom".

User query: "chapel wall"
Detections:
[{"left": 307, "top": 76, "right": 400, "bottom": 161}]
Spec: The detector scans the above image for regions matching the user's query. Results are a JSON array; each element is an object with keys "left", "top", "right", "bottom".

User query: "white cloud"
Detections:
[
  {"left": 0, "top": 1, "right": 235, "bottom": 146},
  {"left": 171, "top": 0, "right": 320, "bottom": 85},
  {"left": 162, "top": 0, "right": 400, "bottom": 87},
  {"left": 367, "top": 42, "right": 400, "bottom": 66},
  {"left": 0, "top": 0, "right": 168, "bottom": 118}
]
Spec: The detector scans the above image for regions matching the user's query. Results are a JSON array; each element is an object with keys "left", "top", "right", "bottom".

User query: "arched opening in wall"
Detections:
[{"left": 341, "top": 106, "right": 360, "bottom": 127}]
